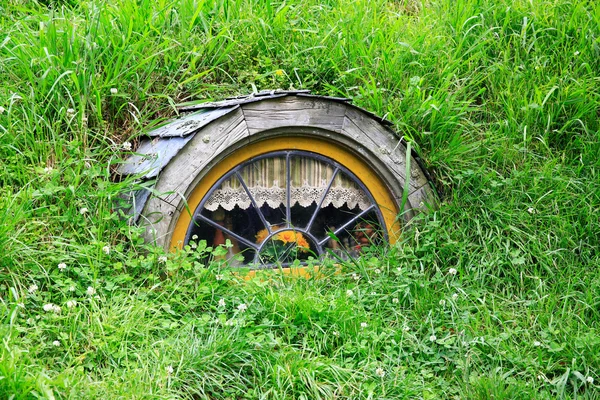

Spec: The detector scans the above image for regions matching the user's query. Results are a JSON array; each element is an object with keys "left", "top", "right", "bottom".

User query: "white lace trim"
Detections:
[{"left": 204, "top": 184, "right": 371, "bottom": 211}]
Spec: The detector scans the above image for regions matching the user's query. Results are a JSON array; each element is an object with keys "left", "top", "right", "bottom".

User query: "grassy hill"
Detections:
[{"left": 0, "top": 0, "right": 598, "bottom": 398}]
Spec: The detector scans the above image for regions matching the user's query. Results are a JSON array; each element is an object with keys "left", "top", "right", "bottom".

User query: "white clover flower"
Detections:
[
  {"left": 102, "top": 245, "right": 110, "bottom": 255},
  {"left": 452, "top": 293, "right": 459, "bottom": 300},
  {"left": 352, "top": 273, "right": 360, "bottom": 281},
  {"left": 28, "top": 284, "right": 39, "bottom": 294},
  {"left": 527, "top": 207, "right": 535, "bottom": 214},
  {"left": 110, "top": 88, "right": 118, "bottom": 94},
  {"left": 215, "top": 274, "right": 224, "bottom": 281},
  {"left": 0, "top": 106, "right": 5, "bottom": 114},
  {"left": 574, "top": 51, "right": 580, "bottom": 56},
  {"left": 396, "top": 267, "right": 402, "bottom": 273},
  {"left": 370, "top": 291, "right": 377, "bottom": 296},
  {"left": 58, "top": 262, "right": 67, "bottom": 271},
  {"left": 332, "top": 331, "right": 339, "bottom": 337},
  {"left": 429, "top": 334, "right": 437, "bottom": 342},
  {"left": 66, "top": 300, "right": 77, "bottom": 308},
  {"left": 218, "top": 298, "right": 226, "bottom": 307},
  {"left": 192, "top": 234, "right": 198, "bottom": 240},
  {"left": 392, "top": 298, "right": 399, "bottom": 304},
  {"left": 346, "top": 289, "right": 353, "bottom": 297},
  {"left": 360, "top": 322, "right": 368, "bottom": 329},
  {"left": 374, "top": 268, "right": 381, "bottom": 274},
  {"left": 52, "top": 340, "right": 60, "bottom": 347},
  {"left": 43, "top": 166, "right": 53, "bottom": 174},
  {"left": 122, "top": 141, "right": 132, "bottom": 151},
  {"left": 68, "top": 285, "right": 76, "bottom": 292},
  {"left": 237, "top": 303, "right": 247, "bottom": 312},
  {"left": 66, "top": 108, "right": 75, "bottom": 115},
  {"left": 448, "top": 268, "right": 457, "bottom": 276},
  {"left": 586, "top": 376, "right": 594, "bottom": 384},
  {"left": 533, "top": 341, "right": 541, "bottom": 347},
  {"left": 43, "top": 303, "right": 61, "bottom": 313},
  {"left": 86, "top": 286, "right": 96, "bottom": 296},
  {"left": 79, "top": 207, "right": 89, "bottom": 214},
  {"left": 439, "top": 299, "right": 446, "bottom": 306},
  {"left": 166, "top": 365, "right": 174, "bottom": 375},
  {"left": 158, "top": 255, "right": 168, "bottom": 263},
  {"left": 376, "top": 367, "right": 385, "bottom": 378}
]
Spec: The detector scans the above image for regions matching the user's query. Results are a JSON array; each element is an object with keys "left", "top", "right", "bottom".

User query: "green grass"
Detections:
[{"left": 1, "top": 0, "right": 599, "bottom": 398}]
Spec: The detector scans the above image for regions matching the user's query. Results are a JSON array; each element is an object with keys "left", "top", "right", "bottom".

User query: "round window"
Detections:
[
  {"left": 120, "top": 92, "right": 437, "bottom": 264},
  {"left": 184, "top": 150, "right": 386, "bottom": 267}
]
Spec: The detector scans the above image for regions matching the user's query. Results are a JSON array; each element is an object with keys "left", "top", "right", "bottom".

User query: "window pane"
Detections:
[
  {"left": 308, "top": 169, "right": 373, "bottom": 242},
  {"left": 188, "top": 174, "right": 268, "bottom": 265},
  {"left": 257, "top": 229, "right": 318, "bottom": 265},
  {"left": 289, "top": 155, "right": 331, "bottom": 229},
  {"left": 186, "top": 151, "right": 386, "bottom": 268},
  {"left": 239, "top": 156, "right": 287, "bottom": 228},
  {"left": 321, "top": 210, "right": 384, "bottom": 259}
]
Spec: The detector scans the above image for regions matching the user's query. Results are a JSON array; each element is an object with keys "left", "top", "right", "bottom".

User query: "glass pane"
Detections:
[
  {"left": 308, "top": 169, "right": 374, "bottom": 242},
  {"left": 186, "top": 217, "right": 256, "bottom": 265},
  {"left": 321, "top": 210, "right": 383, "bottom": 259},
  {"left": 188, "top": 174, "right": 269, "bottom": 265},
  {"left": 289, "top": 155, "right": 333, "bottom": 229},
  {"left": 257, "top": 230, "right": 318, "bottom": 265},
  {"left": 199, "top": 204, "right": 265, "bottom": 247},
  {"left": 323, "top": 169, "right": 372, "bottom": 211},
  {"left": 239, "top": 156, "right": 287, "bottom": 228}
]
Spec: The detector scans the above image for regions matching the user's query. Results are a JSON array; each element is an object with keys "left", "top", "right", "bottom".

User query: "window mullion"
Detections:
[
  {"left": 195, "top": 213, "right": 259, "bottom": 250},
  {"left": 306, "top": 167, "right": 339, "bottom": 233},
  {"left": 318, "top": 204, "right": 375, "bottom": 247},
  {"left": 235, "top": 171, "right": 271, "bottom": 234}
]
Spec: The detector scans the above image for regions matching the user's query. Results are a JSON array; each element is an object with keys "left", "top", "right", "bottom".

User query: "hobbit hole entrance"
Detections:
[{"left": 119, "top": 90, "right": 437, "bottom": 268}]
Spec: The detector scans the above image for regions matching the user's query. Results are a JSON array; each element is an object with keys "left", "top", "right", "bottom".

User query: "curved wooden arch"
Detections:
[{"left": 121, "top": 93, "right": 437, "bottom": 251}]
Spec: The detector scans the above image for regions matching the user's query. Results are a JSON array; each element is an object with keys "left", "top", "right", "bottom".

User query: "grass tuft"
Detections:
[{"left": 0, "top": 0, "right": 598, "bottom": 398}]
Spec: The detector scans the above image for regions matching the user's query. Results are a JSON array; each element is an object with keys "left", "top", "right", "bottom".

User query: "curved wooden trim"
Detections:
[
  {"left": 169, "top": 136, "right": 400, "bottom": 252},
  {"left": 139, "top": 96, "right": 437, "bottom": 250}
]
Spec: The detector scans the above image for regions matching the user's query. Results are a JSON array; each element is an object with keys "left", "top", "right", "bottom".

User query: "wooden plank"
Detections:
[
  {"left": 408, "top": 184, "right": 438, "bottom": 212},
  {"left": 140, "top": 108, "right": 251, "bottom": 248},
  {"left": 342, "top": 107, "right": 428, "bottom": 190},
  {"left": 242, "top": 97, "right": 346, "bottom": 134},
  {"left": 140, "top": 196, "right": 177, "bottom": 248},
  {"left": 342, "top": 108, "right": 413, "bottom": 189},
  {"left": 161, "top": 108, "right": 249, "bottom": 205}
]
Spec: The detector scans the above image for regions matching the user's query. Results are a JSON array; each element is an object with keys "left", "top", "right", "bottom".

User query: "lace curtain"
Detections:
[{"left": 204, "top": 156, "right": 371, "bottom": 211}]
